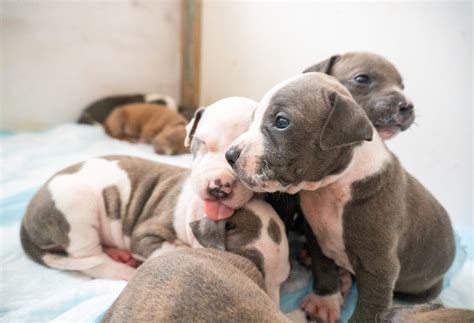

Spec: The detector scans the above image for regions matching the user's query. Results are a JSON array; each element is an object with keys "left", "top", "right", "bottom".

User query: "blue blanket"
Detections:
[{"left": 1, "top": 124, "right": 472, "bottom": 322}]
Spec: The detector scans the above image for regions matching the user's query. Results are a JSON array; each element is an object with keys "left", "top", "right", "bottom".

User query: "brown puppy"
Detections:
[
  {"left": 304, "top": 52, "right": 414, "bottom": 140},
  {"left": 104, "top": 103, "right": 188, "bottom": 155},
  {"left": 226, "top": 73, "right": 455, "bottom": 322}
]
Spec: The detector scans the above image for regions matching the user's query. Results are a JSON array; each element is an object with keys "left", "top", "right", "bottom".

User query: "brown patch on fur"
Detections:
[
  {"left": 102, "top": 186, "right": 121, "bottom": 220},
  {"left": 267, "top": 218, "right": 282, "bottom": 244}
]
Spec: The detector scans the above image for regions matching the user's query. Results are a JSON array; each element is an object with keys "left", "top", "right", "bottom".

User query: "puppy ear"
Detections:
[
  {"left": 189, "top": 218, "right": 226, "bottom": 250},
  {"left": 303, "top": 55, "right": 340, "bottom": 75},
  {"left": 319, "top": 92, "right": 373, "bottom": 150},
  {"left": 184, "top": 107, "right": 205, "bottom": 147}
]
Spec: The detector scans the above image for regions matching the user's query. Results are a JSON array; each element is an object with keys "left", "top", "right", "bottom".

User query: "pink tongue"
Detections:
[{"left": 204, "top": 200, "right": 235, "bottom": 221}]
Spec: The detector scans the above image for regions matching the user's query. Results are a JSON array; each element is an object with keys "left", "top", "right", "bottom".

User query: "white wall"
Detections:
[
  {"left": 1, "top": 0, "right": 181, "bottom": 130},
  {"left": 201, "top": 2, "right": 473, "bottom": 226}
]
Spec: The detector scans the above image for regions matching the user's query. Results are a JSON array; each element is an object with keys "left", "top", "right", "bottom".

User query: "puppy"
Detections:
[
  {"left": 304, "top": 52, "right": 414, "bottom": 140},
  {"left": 104, "top": 103, "right": 188, "bottom": 155},
  {"left": 21, "top": 98, "right": 285, "bottom": 286},
  {"left": 78, "top": 93, "right": 177, "bottom": 125},
  {"left": 102, "top": 204, "right": 290, "bottom": 323},
  {"left": 226, "top": 73, "right": 455, "bottom": 322},
  {"left": 378, "top": 303, "right": 474, "bottom": 323}
]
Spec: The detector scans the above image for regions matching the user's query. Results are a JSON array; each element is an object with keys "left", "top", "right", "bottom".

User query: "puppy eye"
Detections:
[
  {"left": 275, "top": 116, "right": 290, "bottom": 129},
  {"left": 354, "top": 74, "right": 371, "bottom": 85}
]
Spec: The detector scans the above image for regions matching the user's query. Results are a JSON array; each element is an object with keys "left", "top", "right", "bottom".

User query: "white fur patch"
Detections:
[
  {"left": 245, "top": 199, "right": 290, "bottom": 305},
  {"left": 48, "top": 158, "right": 132, "bottom": 258},
  {"left": 145, "top": 93, "right": 177, "bottom": 111},
  {"left": 301, "top": 132, "right": 391, "bottom": 274}
]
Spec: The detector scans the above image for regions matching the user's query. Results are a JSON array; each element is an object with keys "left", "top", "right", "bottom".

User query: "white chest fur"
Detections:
[
  {"left": 299, "top": 134, "right": 390, "bottom": 275},
  {"left": 300, "top": 184, "right": 354, "bottom": 273}
]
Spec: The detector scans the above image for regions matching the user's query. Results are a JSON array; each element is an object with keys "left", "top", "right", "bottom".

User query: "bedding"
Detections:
[{"left": 1, "top": 124, "right": 472, "bottom": 322}]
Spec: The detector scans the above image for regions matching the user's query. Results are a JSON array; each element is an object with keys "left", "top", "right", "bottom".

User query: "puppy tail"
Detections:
[
  {"left": 20, "top": 224, "right": 103, "bottom": 271},
  {"left": 394, "top": 279, "right": 443, "bottom": 303},
  {"left": 144, "top": 93, "right": 178, "bottom": 111}
]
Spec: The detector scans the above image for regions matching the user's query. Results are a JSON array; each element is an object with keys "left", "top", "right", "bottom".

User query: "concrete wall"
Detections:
[
  {"left": 1, "top": 0, "right": 181, "bottom": 130},
  {"left": 200, "top": 1, "right": 472, "bottom": 225}
]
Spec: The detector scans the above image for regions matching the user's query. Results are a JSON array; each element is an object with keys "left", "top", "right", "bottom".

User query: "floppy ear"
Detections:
[
  {"left": 184, "top": 107, "right": 205, "bottom": 147},
  {"left": 303, "top": 55, "right": 341, "bottom": 75},
  {"left": 189, "top": 218, "right": 226, "bottom": 250},
  {"left": 319, "top": 92, "right": 373, "bottom": 150}
]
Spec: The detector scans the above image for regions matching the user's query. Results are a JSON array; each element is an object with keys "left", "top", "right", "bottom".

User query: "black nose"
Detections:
[
  {"left": 208, "top": 187, "right": 229, "bottom": 199},
  {"left": 225, "top": 147, "right": 241, "bottom": 167},
  {"left": 399, "top": 102, "right": 414, "bottom": 117}
]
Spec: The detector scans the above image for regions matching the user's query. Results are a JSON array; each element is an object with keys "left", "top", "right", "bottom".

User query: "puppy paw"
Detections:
[
  {"left": 301, "top": 292, "right": 342, "bottom": 323},
  {"left": 337, "top": 268, "right": 353, "bottom": 299},
  {"left": 103, "top": 247, "right": 141, "bottom": 268}
]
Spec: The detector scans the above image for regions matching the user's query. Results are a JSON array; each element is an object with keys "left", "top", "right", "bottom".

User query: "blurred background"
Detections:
[{"left": 1, "top": 1, "right": 472, "bottom": 225}]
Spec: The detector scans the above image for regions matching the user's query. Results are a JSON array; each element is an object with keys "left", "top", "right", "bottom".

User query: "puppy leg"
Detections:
[
  {"left": 81, "top": 253, "right": 136, "bottom": 280},
  {"left": 64, "top": 212, "right": 136, "bottom": 280},
  {"left": 301, "top": 222, "right": 342, "bottom": 323},
  {"left": 103, "top": 246, "right": 141, "bottom": 268},
  {"left": 130, "top": 217, "right": 186, "bottom": 260},
  {"left": 350, "top": 256, "right": 400, "bottom": 323}
]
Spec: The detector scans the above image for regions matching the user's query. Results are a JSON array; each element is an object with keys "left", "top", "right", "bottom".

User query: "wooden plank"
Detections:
[{"left": 180, "top": 0, "right": 202, "bottom": 108}]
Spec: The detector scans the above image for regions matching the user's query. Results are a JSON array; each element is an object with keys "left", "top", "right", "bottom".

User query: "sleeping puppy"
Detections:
[
  {"left": 78, "top": 93, "right": 177, "bottom": 125},
  {"left": 226, "top": 73, "right": 455, "bottom": 322},
  {"left": 304, "top": 52, "right": 414, "bottom": 140},
  {"left": 104, "top": 103, "right": 188, "bottom": 155},
  {"left": 102, "top": 203, "right": 290, "bottom": 323},
  {"left": 21, "top": 98, "right": 286, "bottom": 286}
]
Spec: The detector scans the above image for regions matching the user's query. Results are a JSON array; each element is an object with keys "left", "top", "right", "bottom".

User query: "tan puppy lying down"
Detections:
[
  {"left": 103, "top": 209, "right": 291, "bottom": 323},
  {"left": 104, "top": 103, "right": 188, "bottom": 155}
]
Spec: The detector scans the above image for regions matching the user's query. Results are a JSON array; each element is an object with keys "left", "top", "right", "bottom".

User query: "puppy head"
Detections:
[
  {"left": 304, "top": 52, "right": 414, "bottom": 140},
  {"left": 152, "top": 124, "right": 188, "bottom": 155},
  {"left": 185, "top": 97, "right": 258, "bottom": 220},
  {"left": 104, "top": 107, "right": 140, "bottom": 142},
  {"left": 190, "top": 198, "right": 290, "bottom": 304},
  {"left": 226, "top": 73, "right": 373, "bottom": 193}
]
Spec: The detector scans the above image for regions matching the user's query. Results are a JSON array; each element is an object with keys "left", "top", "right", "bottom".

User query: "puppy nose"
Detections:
[
  {"left": 207, "top": 178, "right": 235, "bottom": 199},
  {"left": 208, "top": 187, "right": 229, "bottom": 199},
  {"left": 399, "top": 102, "right": 414, "bottom": 116},
  {"left": 225, "top": 147, "right": 241, "bottom": 166}
]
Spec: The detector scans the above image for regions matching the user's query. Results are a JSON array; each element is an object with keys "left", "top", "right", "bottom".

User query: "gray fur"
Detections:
[
  {"left": 102, "top": 186, "right": 121, "bottom": 220},
  {"left": 228, "top": 72, "right": 455, "bottom": 322},
  {"left": 21, "top": 178, "right": 71, "bottom": 265},
  {"left": 191, "top": 207, "right": 266, "bottom": 275},
  {"left": 102, "top": 249, "right": 289, "bottom": 323},
  {"left": 304, "top": 52, "right": 414, "bottom": 139},
  {"left": 267, "top": 218, "right": 282, "bottom": 244},
  {"left": 377, "top": 304, "right": 474, "bottom": 323}
]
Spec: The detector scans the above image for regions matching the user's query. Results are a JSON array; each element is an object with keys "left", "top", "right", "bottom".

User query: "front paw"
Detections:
[{"left": 301, "top": 292, "right": 342, "bottom": 323}]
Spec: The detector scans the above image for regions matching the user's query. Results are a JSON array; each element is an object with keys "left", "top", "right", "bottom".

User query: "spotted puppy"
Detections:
[
  {"left": 103, "top": 203, "right": 290, "bottom": 323},
  {"left": 226, "top": 73, "right": 455, "bottom": 322},
  {"left": 21, "top": 97, "right": 273, "bottom": 282},
  {"left": 304, "top": 51, "right": 414, "bottom": 140}
]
